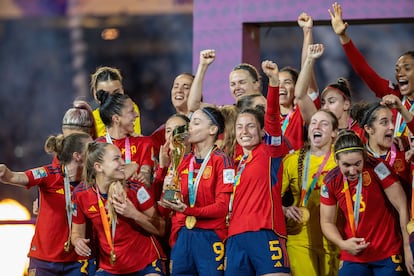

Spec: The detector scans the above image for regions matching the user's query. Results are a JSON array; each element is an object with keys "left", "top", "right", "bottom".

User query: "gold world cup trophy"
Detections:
[{"left": 163, "top": 124, "right": 188, "bottom": 202}]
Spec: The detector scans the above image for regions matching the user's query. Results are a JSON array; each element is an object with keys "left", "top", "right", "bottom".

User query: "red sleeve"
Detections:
[
  {"left": 320, "top": 168, "right": 340, "bottom": 206},
  {"left": 25, "top": 165, "right": 52, "bottom": 189},
  {"left": 342, "top": 40, "right": 400, "bottom": 98},
  {"left": 265, "top": 85, "right": 281, "bottom": 138},
  {"left": 183, "top": 153, "right": 234, "bottom": 218},
  {"left": 128, "top": 184, "right": 155, "bottom": 212},
  {"left": 72, "top": 189, "right": 87, "bottom": 225},
  {"left": 137, "top": 137, "right": 155, "bottom": 167}
]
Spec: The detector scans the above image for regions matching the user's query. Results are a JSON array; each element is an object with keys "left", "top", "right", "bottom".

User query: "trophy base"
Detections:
[{"left": 163, "top": 189, "right": 181, "bottom": 202}]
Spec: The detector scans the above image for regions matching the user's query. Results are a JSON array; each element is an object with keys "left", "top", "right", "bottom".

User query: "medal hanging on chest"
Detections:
[{"left": 186, "top": 148, "right": 213, "bottom": 229}]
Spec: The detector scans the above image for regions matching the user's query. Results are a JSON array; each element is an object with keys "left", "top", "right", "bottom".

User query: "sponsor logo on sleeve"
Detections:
[
  {"left": 31, "top": 168, "right": 47, "bottom": 179},
  {"left": 374, "top": 162, "right": 390, "bottom": 181},
  {"left": 137, "top": 186, "right": 150, "bottom": 204},
  {"left": 223, "top": 169, "right": 235, "bottom": 184}
]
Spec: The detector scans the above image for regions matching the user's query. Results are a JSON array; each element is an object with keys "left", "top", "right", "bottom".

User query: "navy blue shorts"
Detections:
[
  {"left": 170, "top": 227, "right": 224, "bottom": 276},
  {"left": 95, "top": 259, "right": 164, "bottom": 276},
  {"left": 339, "top": 255, "right": 405, "bottom": 276},
  {"left": 225, "top": 230, "right": 290, "bottom": 276},
  {"left": 28, "top": 257, "right": 96, "bottom": 276}
]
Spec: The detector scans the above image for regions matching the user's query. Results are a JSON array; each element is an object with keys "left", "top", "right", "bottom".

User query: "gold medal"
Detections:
[
  {"left": 63, "top": 239, "right": 71, "bottom": 252},
  {"left": 407, "top": 219, "right": 414, "bottom": 234},
  {"left": 185, "top": 216, "right": 197, "bottom": 229},
  {"left": 299, "top": 207, "right": 310, "bottom": 224},
  {"left": 110, "top": 250, "right": 116, "bottom": 265}
]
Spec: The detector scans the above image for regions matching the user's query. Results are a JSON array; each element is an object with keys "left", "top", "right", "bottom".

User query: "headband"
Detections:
[
  {"left": 321, "top": 85, "right": 350, "bottom": 102},
  {"left": 201, "top": 108, "right": 223, "bottom": 134},
  {"left": 335, "top": 146, "right": 364, "bottom": 155}
]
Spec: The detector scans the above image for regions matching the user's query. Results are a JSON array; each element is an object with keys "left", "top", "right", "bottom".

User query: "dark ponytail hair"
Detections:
[
  {"left": 96, "top": 90, "right": 131, "bottom": 128},
  {"left": 201, "top": 106, "right": 225, "bottom": 140}
]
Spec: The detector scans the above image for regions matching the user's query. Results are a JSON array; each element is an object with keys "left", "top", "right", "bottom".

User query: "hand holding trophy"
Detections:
[{"left": 163, "top": 124, "right": 188, "bottom": 202}]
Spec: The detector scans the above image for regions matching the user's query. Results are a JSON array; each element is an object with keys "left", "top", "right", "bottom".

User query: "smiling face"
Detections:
[
  {"left": 308, "top": 111, "right": 337, "bottom": 150},
  {"left": 96, "top": 144, "right": 126, "bottom": 182},
  {"left": 116, "top": 98, "right": 138, "bottom": 135},
  {"left": 364, "top": 107, "right": 395, "bottom": 152},
  {"left": 171, "top": 74, "right": 193, "bottom": 113},
  {"left": 235, "top": 112, "right": 263, "bottom": 152},
  {"left": 278, "top": 71, "right": 295, "bottom": 108},
  {"left": 336, "top": 151, "right": 364, "bottom": 182},
  {"left": 229, "top": 69, "right": 260, "bottom": 101},
  {"left": 395, "top": 54, "right": 414, "bottom": 97}
]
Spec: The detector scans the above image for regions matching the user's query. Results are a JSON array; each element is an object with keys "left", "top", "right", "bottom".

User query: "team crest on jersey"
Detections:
[
  {"left": 203, "top": 166, "right": 212, "bottom": 179},
  {"left": 56, "top": 188, "right": 64, "bottom": 195},
  {"left": 393, "top": 159, "right": 404, "bottom": 172},
  {"left": 137, "top": 186, "right": 150, "bottom": 203},
  {"left": 223, "top": 169, "right": 235, "bottom": 184},
  {"left": 181, "top": 168, "right": 189, "bottom": 175},
  {"left": 321, "top": 184, "right": 329, "bottom": 198},
  {"left": 362, "top": 171, "right": 371, "bottom": 186},
  {"left": 31, "top": 167, "right": 47, "bottom": 180}
]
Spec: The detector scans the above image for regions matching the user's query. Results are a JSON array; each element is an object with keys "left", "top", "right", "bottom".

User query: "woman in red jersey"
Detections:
[
  {"left": 320, "top": 130, "right": 414, "bottom": 275},
  {"left": 294, "top": 43, "right": 365, "bottom": 141},
  {"left": 158, "top": 106, "right": 234, "bottom": 276},
  {"left": 71, "top": 142, "right": 166, "bottom": 275},
  {"left": 329, "top": 2, "right": 414, "bottom": 141},
  {"left": 225, "top": 60, "right": 290, "bottom": 276},
  {"left": 0, "top": 133, "right": 95, "bottom": 276},
  {"left": 95, "top": 90, "right": 154, "bottom": 187}
]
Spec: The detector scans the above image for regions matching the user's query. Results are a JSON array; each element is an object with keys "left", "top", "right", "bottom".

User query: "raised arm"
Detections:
[
  {"left": 295, "top": 44, "right": 324, "bottom": 124},
  {"left": 328, "top": 2, "right": 350, "bottom": 45},
  {"left": 187, "top": 49, "right": 216, "bottom": 112},
  {"left": 328, "top": 2, "right": 396, "bottom": 98},
  {"left": 0, "top": 164, "right": 29, "bottom": 187},
  {"left": 298, "top": 12, "right": 318, "bottom": 93}
]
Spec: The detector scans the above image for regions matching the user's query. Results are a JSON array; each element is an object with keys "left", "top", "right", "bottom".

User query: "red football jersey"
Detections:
[
  {"left": 25, "top": 165, "right": 83, "bottom": 262},
  {"left": 96, "top": 135, "right": 154, "bottom": 170},
  {"left": 72, "top": 182, "right": 164, "bottom": 274},
  {"left": 228, "top": 85, "right": 287, "bottom": 238},
  {"left": 321, "top": 158, "right": 403, "bottom": 262},
  {"left": 168, "top": 148, "right": 234, "bottom": 246}
]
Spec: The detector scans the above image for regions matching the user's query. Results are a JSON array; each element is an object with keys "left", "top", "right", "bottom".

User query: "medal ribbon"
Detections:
[
  {"left": 343, "top": 175, "right": 363, "bottom": 237},
  {"left": 281, "top": 109, "right": 294, "bottom": 135},
  {"left": 105, "top": 132, "right": 131, "bottom": 164},
  {"left": 395, "top": 97, "right": 414, "bottom": 137},
  {"left": 227, "top": 154, "right": 249, "bottom": 223},
  {"left": 188, "top": 147, "right": 214, "bottom": 207},
  {"left": 300, "top": 150, "right": 331, "bottom": 207},
  {"left": 63, "top": 166, "right": 73, "bottom": 246},
  {"left": 366, "top": 143, "right": 396, "bottom": 166},
  {"left": 95, "top": 185, "right": 116, "bottom": 255}
]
